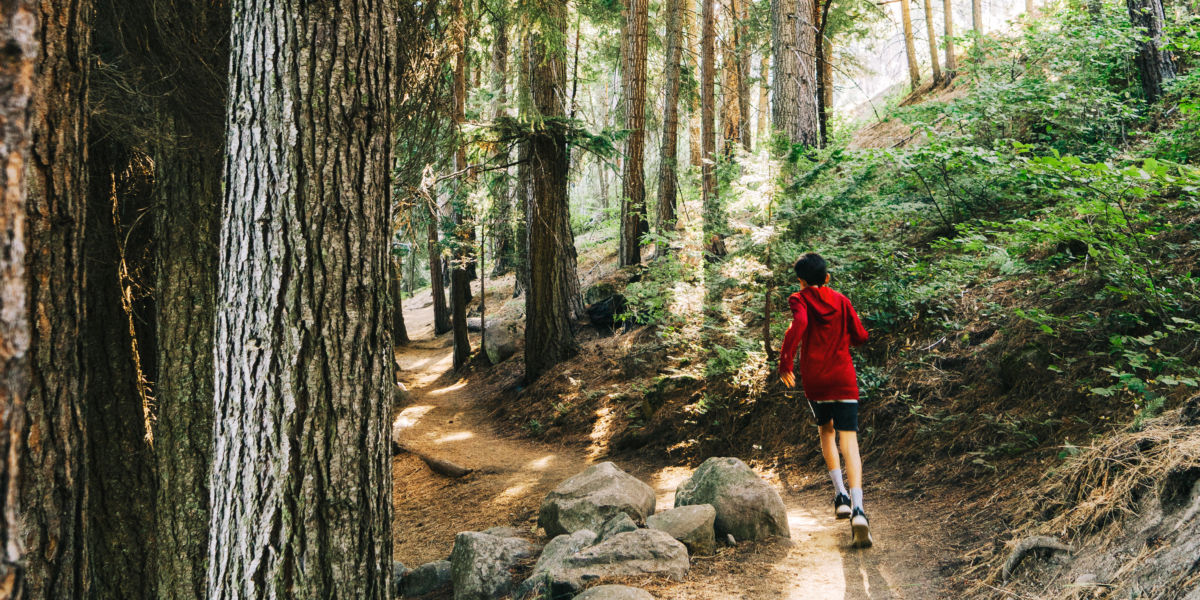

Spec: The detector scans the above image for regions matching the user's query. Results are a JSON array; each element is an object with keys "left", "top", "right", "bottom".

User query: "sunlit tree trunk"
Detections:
[
  {"left": 924, "top": 0, "right": 943, "bottom": 84},
  {"left": 901, "top": 0, "right": 921, "bottom": 89},
  {"left": 737, "top": 0, "right": 752, "bottom": 150},
  {"left": 757, "top": 54, "right": 770, "bottom": 141},
  {"left": 1127, "top": 0, "right": 1176, "bottom": 102},
  {"left": 209, "top": 1, "right": 397, "bottom": 596},
  {"left": 657, "top": 0, "right": 684, "bottom": 258},
  {"left": 0, "top": 2, "right": 38, "bottom": 595},
  {"left": 943, "top": 0, "right": 957, "bottom": 81},
  {"left": 22, "top": 1, "right": 92, "bottom": 596},
  {"left": 720, "top": 0, "right": 742, "bottom": 154},
  {"left": 972, "top": 0, "right": 983, "bottom": 35},
  {"left": 620, "top": 0, "right": 650, "bottom": 266},
  {"left": 524, "top": 0, "right": 580, "bottom": 382},
  {"left": 686, "top": 0, "right": 703, "bottom": 168},
  {"left": 771, "top": 0, "right": 819, "bottom": 147}
]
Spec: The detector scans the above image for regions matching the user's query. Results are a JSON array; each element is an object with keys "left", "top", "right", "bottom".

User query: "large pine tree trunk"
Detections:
[
  {"left": 771, "top": 0, "right": 819, "bottom": 148},
  {"left": 83, "top": 140, "right": 157, "bottom": 600},
  {"left": 943, "top": 0, "right": 957, "bottom": 81},
  {"left": 901, "top": 0, "right": 921, "bottom": 89},
  {"left": 209, "top": 2, "right": 397, "bottom": 597},
  {"left": 525, "top": 0, "right": 580, "bottom": 382},
  {"left": 924, "top": 0, "right": 942, "bottom": 84},
  {"left": 1127, "top": 0, "right": 1176, "bottom": 102},
  {"left": 21, "top": 1, "right": 92, "bottom": 596},
  {"left": 0, "top": 2, "right": 38, "bottom": 595},
  {"left": 656, "top": 0, "right": 684, "bottom": 258},
  {"left": 619, "top": 0, "right": 650, "bottom": 267}
]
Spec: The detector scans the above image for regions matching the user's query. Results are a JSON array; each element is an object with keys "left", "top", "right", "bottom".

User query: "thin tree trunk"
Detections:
[
  {"left": 757, "top": 54, "right": 770, "bottom": 141},
  {"left": 490, "top": 8, "right": 515, "bottom": 277},
  {"left": 972, "top": 0, "right": 983, "bottom": 36},
  {"left": 943, "top": 0, "right": 957, "bottom": 81},
  {"left": 702, "top": 0, "right": 717, "bottom": 205},
  {"left": 1127, "top": 0, "right": 1176, "bottom": 102},
  {"left": 391, "top": 261, "right": 411, "bottom": 346},
  {"left": 451, "top": 0, "right": 471, "bottom": 369},
  {"left": 924, "top": 0, "right": 943, "bottom": 84},
  {"left": 83, "top": 140, "right": 157, "bottom": 600},
  {"left": 525, "top": 0, "right": 580, "bottom": 382},
  {"left": 721, "top": 0, "right": 743, "bottom": 154},
  {"left": 737, "top": 0, "right": 752, "bottom": 150},
  {"left": 428, "top": 207, "right": 451, "bottom": 333},
  {"left": 771, "top": 0, "right": 819, "bottom": 148},
  {"left": 22, "top": 1, "right": 92, "bottom": 596},
  {"left": 657, "top": 0, "right": 684, "bottom": 258},
  {"left": 620, "top": 0, "right": 650, "bottom": 267},
  {"left": 901, "top": 0, "right": 921, "bottom": 89},
  {"left": 0, "top": 2, "right": 38, "bottom": 594},
  {"left": 686, "top": 0, "right": 703, "bottom": 168},
  {"left": 814, "top": 0, "right": 827, "bottom": 146},
  {"left": 209, "top": 1, "right": 397, "bottom": 596},
  {"left": 1026, "top": 0, "right": 1034, "bottom": 14}
]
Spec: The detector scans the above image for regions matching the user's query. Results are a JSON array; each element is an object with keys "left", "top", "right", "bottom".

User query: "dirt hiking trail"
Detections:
[{"left": 391, "top": 288, "right": 960, "bottom": 599}]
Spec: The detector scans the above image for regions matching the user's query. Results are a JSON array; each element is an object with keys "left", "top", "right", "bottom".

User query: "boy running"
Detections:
[{"left": 778, "top": 253, "right": 873, "bottom": 547}]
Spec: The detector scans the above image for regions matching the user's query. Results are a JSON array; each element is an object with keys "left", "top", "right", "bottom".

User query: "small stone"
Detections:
[
  {"left": 727, "top": 534, "right": 736, "bottom": 545},
  {"left": 646, "top": 504, "right": 717, "bottom": 555},
  {"left": 1075, "top": 573, "right": 1099, "bottom": 586},
  {"left": 595, "top": 512, "right": 638, "bottom": 543}
]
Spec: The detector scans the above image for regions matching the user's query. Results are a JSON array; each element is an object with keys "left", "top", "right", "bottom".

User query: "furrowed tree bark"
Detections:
[
  {"left": 524, "top": 0, "right": 580, "bottom": 382},
  {"left": 209, "top": 1, "right": 397, "bottom": 597},
  {"left": 22, "top": 1, "right": 92, "bottom": 596},
  {"left": 943, "top": 0, "right": 957, "bottom": 81},
  {"left": 771, "top": 0, "right": 819, "bottom": 148},
  {"left": 620, "top": 0, "right": 650, "bottom": 267},
  {"left": 656, "top": 0, "right": 684, "bottom": 258},
  {"left": 1127, "top": 0, "right": 1176, "bottom": 102},
  {"left": 0, "top": 2, "right": 37, "bottom": 595},
  {"left": 701, "top": 0, "right": 717, "bottom": 202},
  {"left": 721, "top": 0, "right": 743, "bottom": 154},
  {"left": 901, "top": 0, "right": 921, "bottom": 89},
  {"left": 923, "top": 0, "right": 942, "bottom": 84},
  {"left": 83, "top": 140, "right": 157, "bottom": 600},
  {"left": 490, "top": 7, "right": 516, "bottom": 277}
]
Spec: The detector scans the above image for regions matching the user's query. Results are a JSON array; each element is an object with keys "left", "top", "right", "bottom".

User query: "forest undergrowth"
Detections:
[{"left": 484, "top": 2, "right": 1200, "bottom": 596}]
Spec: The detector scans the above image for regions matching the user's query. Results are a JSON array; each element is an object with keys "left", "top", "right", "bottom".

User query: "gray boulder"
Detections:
[
  {"left": 401, "top": 560, "right": 451, "bottom": 597},
  {"left": 450, "top": 531, "right": 537, "bottom": 600},
  {"left": 515, "top": 529, "right": 598, "bottom": 599},
  {"left": 535, "top": 529, "right": 689, "bottom": 593},
  {"left": 595, "top": 512, "right": 638, "bottom": 543},
  {"left": 467, "top": 317, "right": 484, "bottom": 332},
  {"left": 391, "top": 562, "right": 410, "bottom": 597},
  {"left": 574, "top": 585, "right": 656, "bottom": 600},
  {"left": 674, "top": 457, "right": 790, "bottom": 541},
  {"left": 646, "top": 504, "right": 717, "bottom": 554},
  {"left": 538, "top": 462, "right": 656, "bottom": 537},
  {"left": 484, "top": 322, "right": 518, "bottom": 364}
]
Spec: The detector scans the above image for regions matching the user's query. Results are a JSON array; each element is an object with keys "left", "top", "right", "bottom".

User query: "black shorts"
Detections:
[{"left": 808, "top": 400, "right": 858, "bottom": 432}]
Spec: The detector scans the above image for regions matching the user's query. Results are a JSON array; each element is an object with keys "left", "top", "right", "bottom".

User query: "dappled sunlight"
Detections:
[
  {"left": 526, "top": 454, "right": 557, "bottom": 471},
  {"left": 393, "top": 405, "right": 435, "bottom": 431},
  {"left": 433, "top": 431, "right": 474, "bottom": 444},
  {"left": 587, "top": 406, "right": 618, "bottom": 460},
  {"left": 649, "top": 465, "right": 693, "bottom": 509},
  {"left": 428, "top": 380, "right": 467, "bottom": 396}
]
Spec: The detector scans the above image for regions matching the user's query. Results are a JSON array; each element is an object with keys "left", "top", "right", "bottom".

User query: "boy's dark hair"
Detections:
[{"left": 793, "top": 253, "right": 827, "bottom": 286}]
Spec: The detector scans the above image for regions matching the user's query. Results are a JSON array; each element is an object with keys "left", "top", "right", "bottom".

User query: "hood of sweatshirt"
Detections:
[{"left": 797, "top": 286, "right": 840, "bottom": 323}]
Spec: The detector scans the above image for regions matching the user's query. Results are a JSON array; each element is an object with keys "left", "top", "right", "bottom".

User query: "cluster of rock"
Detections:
[{"left": 393, "top": 457, "right": 789, "bottom": 600}]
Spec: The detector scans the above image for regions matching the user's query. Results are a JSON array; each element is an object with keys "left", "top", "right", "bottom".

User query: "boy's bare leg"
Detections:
[
  {"left": 838, "top": 430, "right": 864, "bottom": 508},
  {"left": 819, "top": 422, "right": 840, "bottom": 471}
]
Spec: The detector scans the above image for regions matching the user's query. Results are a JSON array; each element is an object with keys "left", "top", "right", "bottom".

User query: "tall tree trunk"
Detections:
[
  {"left": 525, "top": 0, "right": 581, "bottom": 382},
  {"left": 22, "top": 1, "right": 92, "bottom": 596},
  {"left": 513, "top": 36, "right": 532, "bottom": 299},
  {"left": 620, "top": 0, "right": 650, "bottom": 267},
  {"left": 209, "top": 1, "right": 397, "bottom": 597},
  {"left": 972, "top": 0, "right": 983, "bottom": 35},
  {"left": 901, "top": 0, "right": 921, "bottom": 89},
  {"left": 391, "top": 261, "right": 411, "bottom": 346},
  {"left": 686, "top": 0, "right": 703, "bottom": 168},
  {"left": 0, "top": 2, "right": 38, "bottom": 595},
  {"left": 451, "top": 0, "right": 472, "bottom": 369},
  {"left": 83, "top": 140, "right": 157, "bottom": 600},
  {"left": 771, "top": 0, "right": 819, "bottom": 148},
  {"left": 943, "top": 0, "right": 957, "bottom": 81},
  {"left": 657, "top": 0, "right": 684, "bottom": 258},
  {"left": 1127, "top": 0, "right": 1176, "bottom": 102},
  {"left": 814, "top": 0, "right": 827, "bottom": 146},
  {"left": 428, "top": 209, "right": 451, "bottom": 333},
  {"left": 701, "top": 0, "right": 717, "bottom": 206},
  {"left": 721, "top": 0, "right": 743, "bottom": 154},
  {"left": 490, "top": 9, "right": 515, "bottom": 277},
  {"left": 737, "top": 0, "right": 752, "bottom": 150},
  {"left": 1026, "top": 0, "right": 1035, "bottom": 14},
  {"left": 924, "top": 0, "right": 943, "bottom": 84},
  {"left": 757, "top": 54, "right": 770, "bottom": 141}
]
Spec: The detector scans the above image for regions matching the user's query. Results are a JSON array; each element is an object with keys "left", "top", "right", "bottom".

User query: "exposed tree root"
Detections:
[
  {"left": 1001, "top": 535, "right": 1071, "bottom": 581},
  {"left": 392, "top": 443, "right": 473, "bottom": 478}
]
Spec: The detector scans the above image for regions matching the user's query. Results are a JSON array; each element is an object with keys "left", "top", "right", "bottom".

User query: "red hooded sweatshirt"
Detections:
[{"left": 779, "top": 286, "right": 869, "bottom": 401}]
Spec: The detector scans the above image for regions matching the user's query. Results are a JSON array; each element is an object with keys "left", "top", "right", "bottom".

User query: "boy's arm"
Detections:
[
  {"left": 779, "top": 294, "right": 808, "bottom": 375},
  {"left": 847, "top": 298, "right": 869, "bottom": 347}
]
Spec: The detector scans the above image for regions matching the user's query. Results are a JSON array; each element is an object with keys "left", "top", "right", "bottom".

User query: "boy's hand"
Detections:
[{"left": 780, "top": 371, "right": 796, "bottom": 388}]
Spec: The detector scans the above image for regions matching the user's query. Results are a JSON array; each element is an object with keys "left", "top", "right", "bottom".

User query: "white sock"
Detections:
[
  {"left": 829, "top": 469, "right": 848, "bottom": 496},
  {"left": 850, "top": 487, "right": 864, "bottom": 511}
]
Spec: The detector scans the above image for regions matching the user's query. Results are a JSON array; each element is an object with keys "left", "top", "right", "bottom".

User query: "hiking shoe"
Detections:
[
  {"left": 834, "top": 493, "right": 852, "bottom": 519},
  {"left": 850, "top": 508, "right": 874, "bottom": 548}
]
